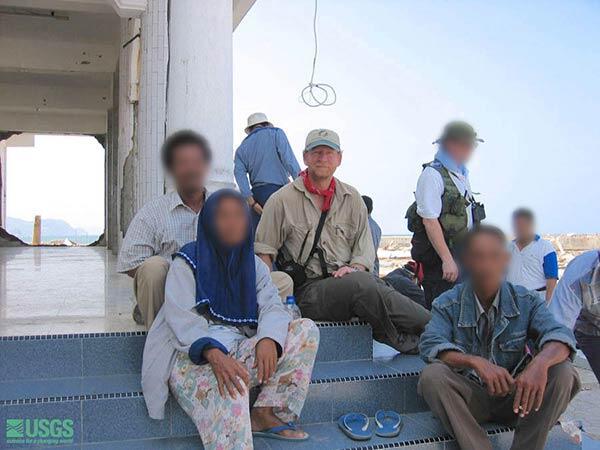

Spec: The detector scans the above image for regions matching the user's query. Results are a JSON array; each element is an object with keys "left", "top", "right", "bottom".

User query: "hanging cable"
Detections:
[{"left": 300, "top": 0, "right": 337, "bottom": 107}]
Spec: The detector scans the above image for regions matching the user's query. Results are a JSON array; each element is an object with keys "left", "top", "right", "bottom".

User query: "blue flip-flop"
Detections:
[
  {"left": 338, "top": 413, "right": 372, "bottom": 441},
  {"left": 374, "top": 410, "right": 403, "bottom": 437},
  {"left": 252, "top": 422, "right": 309, "bottom": 441}
]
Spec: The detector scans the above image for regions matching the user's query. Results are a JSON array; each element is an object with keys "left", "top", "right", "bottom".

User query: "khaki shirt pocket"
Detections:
[
  {"left": 332, "top": 222, "right": 357, "bottom": 243},
  {"left": 286, "top": 223, "right": 312, "bottom": 262}
]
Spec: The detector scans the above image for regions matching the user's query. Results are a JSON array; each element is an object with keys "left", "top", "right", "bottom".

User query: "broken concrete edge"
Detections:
[
  {"left": 88, "top": 232, "right": 106, "bottom": 247},
  {"left": 381, "top": 234, "right": 600, "bottom": 252},
  {"left": 0, "top": 226, "right": 27, "bottom": 247},
  {"left": 0, "top": 227, "right": 107, "bottom": 248}
]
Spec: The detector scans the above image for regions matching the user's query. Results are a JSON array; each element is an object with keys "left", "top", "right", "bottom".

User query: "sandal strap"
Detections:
[
  {"left": 375, "top": 410, "right": 401, "bottom": 429},
  {"left": 342, "top": 413, "right": 370, "bottom": 432},
  {"left": 263, "top": 422, "right": 297, "bottom": 434}
]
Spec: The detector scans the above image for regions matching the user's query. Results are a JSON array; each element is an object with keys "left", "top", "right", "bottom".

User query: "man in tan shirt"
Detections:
[{"left": 255, "top": 129, "right": 431, "bottom": 353}]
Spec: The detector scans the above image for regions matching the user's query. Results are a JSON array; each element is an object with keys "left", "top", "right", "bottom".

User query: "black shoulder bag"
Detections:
[{"left": 276, "top": 210, "right": 329, "bottom": 288}]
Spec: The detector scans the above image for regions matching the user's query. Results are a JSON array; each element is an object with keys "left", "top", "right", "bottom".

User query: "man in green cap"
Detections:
[
  {"left": 406, "top": 120, "right": 486, "bottom": 309},
  {"left": 256, "top": 129, "right": 431, "bottom": 354}
]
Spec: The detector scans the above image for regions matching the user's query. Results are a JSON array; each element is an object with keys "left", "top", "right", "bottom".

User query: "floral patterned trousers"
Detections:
[{"left": 169, "top": 319, "right": 320, "bottom": 450}]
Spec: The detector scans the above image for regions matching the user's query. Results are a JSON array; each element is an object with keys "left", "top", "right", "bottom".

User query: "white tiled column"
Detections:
[
  {"left": 130, "top": 0, "right": 235, "bottom": 226},
  {"left": 166, "top": 0, "right": 235, "bottom": 191},
  {"left": 136, "top": 0, "right": 169, "bottom": 210}
]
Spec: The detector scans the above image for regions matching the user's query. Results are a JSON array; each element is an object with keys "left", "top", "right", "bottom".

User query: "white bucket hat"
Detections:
[{"left": 245, "top": 112, "right": 273, "bottom": 134}]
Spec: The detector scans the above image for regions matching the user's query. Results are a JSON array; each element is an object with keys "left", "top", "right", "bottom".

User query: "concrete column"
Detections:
[
  {"left": 117, "top": 18, "right": 139, "bottom": 243},
  {"left": 166, "top": 0, "right": 235, "bottom": 191},
  {"left": 120, "top": 0, "right": 235, "bottom": 248},
  {"left": 0, "top": 141, "right": 6, "bottom": 228},
  {"left": 32, "top": 215, "right": 41, "bottom": 246},
  {"left": 136, "top": 0, "right": 169, "bottom": 210},
  {"left": 106, "top": 83, "right": 119, "bottom": 250}
]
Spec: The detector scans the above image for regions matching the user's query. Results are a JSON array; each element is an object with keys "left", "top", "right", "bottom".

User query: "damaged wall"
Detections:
[
  {"left": 135, "top": 0, "right": 169, "bottom": 211},
  {"left": 105, "top": 68, "right": 120, "bottom": 251},
  {"left": 0, "top": 140, "right": 6, "bottom": 228},
  {"left": 117, "top": 18, "right": 140, "bottom": 248},
  {"left": 116, "top": 0, "right": 169, "bottom": 248},
  {"left": 114, "top": 0, "right": 238, "bottom": 252}
]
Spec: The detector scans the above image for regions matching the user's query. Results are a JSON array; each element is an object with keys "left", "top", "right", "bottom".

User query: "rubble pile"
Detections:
[{"left": 379, "top": 234, "right": 600, "bottom": 276}]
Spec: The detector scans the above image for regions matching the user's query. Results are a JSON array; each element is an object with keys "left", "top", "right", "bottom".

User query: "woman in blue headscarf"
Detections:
[{"left": 141, "top": 189, "right": 319, "bottom": 449}]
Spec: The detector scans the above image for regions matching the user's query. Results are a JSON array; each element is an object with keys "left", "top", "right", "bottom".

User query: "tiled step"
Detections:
[
  {"left": 256, "top": 414, "right": 580, "bottom": 450},
  {"left": 0, "top": 321, "right": 373, "bottom": 382},
  {"left": 31, "top": 415, "right": 578, "bottom": 450},
  {"left": 0, "top": 357, "right": 427, "bottom": 446}
]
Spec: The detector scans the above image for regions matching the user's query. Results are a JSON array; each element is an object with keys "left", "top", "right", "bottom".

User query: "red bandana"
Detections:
[{"left": 300, "top": 169, "right": 336, "bottom": 212}]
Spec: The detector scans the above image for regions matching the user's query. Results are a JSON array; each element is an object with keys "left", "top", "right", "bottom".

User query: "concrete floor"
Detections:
[
  {"left": 0, "top": 247, "right": 143, "bottom": 336},
  {"left": 563, "top": 361, "right": 600, "bottom": 443}
]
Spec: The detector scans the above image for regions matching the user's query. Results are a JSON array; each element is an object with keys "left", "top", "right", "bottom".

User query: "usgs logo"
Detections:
[{"left": 5, "top": 418, "right": 75, "bottom": 445}]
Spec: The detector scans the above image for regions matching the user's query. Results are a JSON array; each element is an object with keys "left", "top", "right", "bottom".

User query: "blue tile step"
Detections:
[
  {"left": 32, "top": 414, "right": 578, "bottom": 450},
  {"left": 257, "top": 413, "right": 580, "bottom": 450},
  {"left": 0, "top": 357, "right": 427, "bottom": 445},
  {"left": 0, "top": 321, "right": 372, "bottom": 382}
]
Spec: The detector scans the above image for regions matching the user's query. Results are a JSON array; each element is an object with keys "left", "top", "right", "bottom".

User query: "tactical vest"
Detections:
[{"left": 406, "top": 161, "right": 483, "bottom": 254}]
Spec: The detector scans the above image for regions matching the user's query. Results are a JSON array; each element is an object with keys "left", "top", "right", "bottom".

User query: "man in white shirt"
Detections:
[
  {"left": 548, "top": 250, "right": 600, "bottom": 382},
  {"left": 118, "top": 130, "right": 293, "bottom": 330},
  {"left": 406, "top": 121, "right": 486, "bottom": 309},
  {"left": 507, "top": 208, "right": 558, "bottom": 301},
  {"left": 117, "top": 130, "right": 213, "bottom": 328}
]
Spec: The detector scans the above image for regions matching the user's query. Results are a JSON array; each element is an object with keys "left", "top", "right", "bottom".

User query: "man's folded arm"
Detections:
[
  {"left": 419, "top": 300, "right": 465, "bottom": 363},
  {"left": 117, "top": 215, "right": 157, "bottom": 277},
  {"left": 437, "top": 350, "right": 485, "bottom": 371},
  {"left": 233, "top": 150, "right": 252, "bottom": 199},
  {"left": 275, "top": 129, "right": 301, "bottom": 178}
]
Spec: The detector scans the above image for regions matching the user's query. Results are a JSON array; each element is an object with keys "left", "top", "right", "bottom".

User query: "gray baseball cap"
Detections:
[{"left": 304, "top": 129, "right": 341, "bottom": 152}]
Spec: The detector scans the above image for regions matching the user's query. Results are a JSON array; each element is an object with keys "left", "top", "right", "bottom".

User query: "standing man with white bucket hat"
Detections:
[{"left": 234, "top": 112, "right": 301, "bottom": 230}]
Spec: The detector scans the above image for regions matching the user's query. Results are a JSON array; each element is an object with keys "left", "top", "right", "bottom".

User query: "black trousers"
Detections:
[
  {"left": 410, "top": 231, "right": 457, "bottom": 310},
  {"left": 421, "top": 258, "right": 455, "bottom": 310},
  {"left": 250, "top": 183, "right": 283, "bottom": 231},
  {"left": 422, "top": 278, "right": 455, "bottom": 310},
  {"left": 576, "top": 330, "right": 600, "bottom": 383}
]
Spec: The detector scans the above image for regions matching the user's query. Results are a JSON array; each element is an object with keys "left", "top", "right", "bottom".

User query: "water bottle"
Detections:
[{"left": 285, "top": 295, "right": 302, "bottom": 320}]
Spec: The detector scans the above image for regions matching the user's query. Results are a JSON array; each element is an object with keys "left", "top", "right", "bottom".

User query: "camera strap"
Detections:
[{"left": 303, "top": 210, "right": 330, "bottom": 278}]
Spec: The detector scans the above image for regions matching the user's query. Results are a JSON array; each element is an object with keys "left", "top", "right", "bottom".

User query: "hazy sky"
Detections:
[
  {"left": 6, "top": 135, "right": 105, "bottom": 234},
  {"left": 6, "top": 1, "right": 599, "bottom": 236},
  {"left": 233, "top": 0, "right": 600, "bottom": 234}
]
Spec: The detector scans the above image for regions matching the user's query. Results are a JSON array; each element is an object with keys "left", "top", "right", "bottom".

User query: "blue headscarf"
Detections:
[
  {"left": 175, "top": 189, "right": 258, "bottom": 326},
  {"left": 434, "top": 146, "right": 468, "bottom": 177}
]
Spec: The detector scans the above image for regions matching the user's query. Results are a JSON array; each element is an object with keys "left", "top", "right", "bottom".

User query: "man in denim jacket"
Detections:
[{"left": 419, "top": 226, "right": 580, "bottom": 450}]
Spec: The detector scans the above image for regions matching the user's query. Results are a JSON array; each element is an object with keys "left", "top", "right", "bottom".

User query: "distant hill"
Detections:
[{"left": 6, "top": 217, "right": 91, "bottom": 242}]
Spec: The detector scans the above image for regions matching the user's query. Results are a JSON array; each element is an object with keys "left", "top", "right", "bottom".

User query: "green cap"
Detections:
[
  {"left": 433, "top": 121, "right": 484, "bottom": 145},
  {"left": 304, "top": 128, "right": 341, "bottom": 153}
]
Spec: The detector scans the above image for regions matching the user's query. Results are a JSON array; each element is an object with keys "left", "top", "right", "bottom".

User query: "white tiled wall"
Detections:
[{"left": 136, "top": 0, "right": 169, "bottom": 211}]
